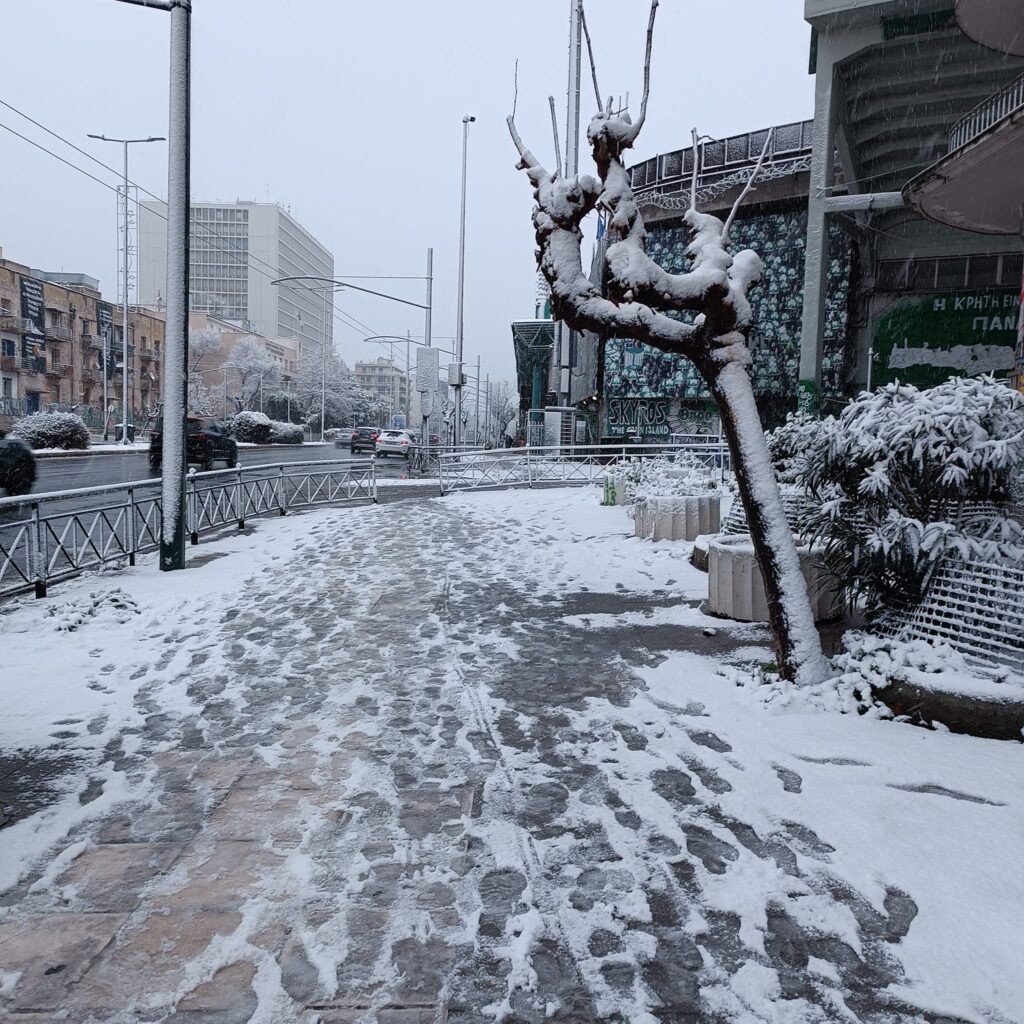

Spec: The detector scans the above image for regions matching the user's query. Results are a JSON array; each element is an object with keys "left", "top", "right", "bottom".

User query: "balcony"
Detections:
[
  {"left": 19, "top": 357, "right": 47, "bottom": 375},
  {"left": 44, "top": 323, "right": 73, "bottom": 342},
  {"left": 1, "top": 354, "right": 15, "bottom": 372},
  {"left": 46, "top": 364, "right": 73, "bottom": 379},
  {"left": 0, "top": 314, "right": 34, "bottom": 333}
]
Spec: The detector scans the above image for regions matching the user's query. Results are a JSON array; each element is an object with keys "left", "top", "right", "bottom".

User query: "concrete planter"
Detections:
[
  {"left": 634, "top": 495, "right": 721, "bottom": 542},
  {"left": 707, "top": 534, "right": 840, "bottom": 623}
]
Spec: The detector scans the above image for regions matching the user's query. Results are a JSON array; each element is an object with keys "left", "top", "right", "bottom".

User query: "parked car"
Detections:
[
  {"left": 348, "top": 426, "right": 379, "bottom": 454},
  {"left": 0, "top": 432, "right": 36, "bottom": 496},
  {"left": 149, "top": 416, "right": 238, "bottom": 472},
  {"left": 376, "top": 429, "right": 415, "bottom": 458}
]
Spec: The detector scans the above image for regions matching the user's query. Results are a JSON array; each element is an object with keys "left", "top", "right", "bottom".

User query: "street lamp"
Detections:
[
  {"left": 87, "top": 133, "right": 165, "bottom": 445},
  {"left": 453, "top": 114, "right": 475, "bottom": 447},
  {"left": 111, "top": 0, "right": 191, "bottom": 572}
]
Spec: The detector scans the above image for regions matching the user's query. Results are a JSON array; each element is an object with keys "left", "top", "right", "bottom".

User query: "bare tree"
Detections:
[
  {"left": 187, "top": 328, "right": 223, "bottom": 373},
  {"left": 225, "top": 336, "right": 280, "bottom": 413},
  {"left": 507, "top": 0, "right": 828, "bottom": 683},
  {"left": 488, "top": 380, "right": 519, "bottom": 442}
]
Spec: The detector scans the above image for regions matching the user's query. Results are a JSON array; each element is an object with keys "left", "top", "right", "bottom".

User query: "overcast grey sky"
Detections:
[{"left": 1, "top": 1, "right": 814, "bottom": 383}]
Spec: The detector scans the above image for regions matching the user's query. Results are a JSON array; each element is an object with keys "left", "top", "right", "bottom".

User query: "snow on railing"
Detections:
[
  {"left": 948, "top": 71, "right": 1024, "bottom": 153},
  {"left": 0, "top": 459, "right": 376, "bottom": 601},
  {"left": 436, "top": 442, "right": 730, "bottom": 495}
]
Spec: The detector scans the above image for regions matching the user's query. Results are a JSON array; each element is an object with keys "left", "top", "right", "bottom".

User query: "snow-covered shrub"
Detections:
[
  {"left": 11, "top": 411, "right": 90, "bottom": 450},
  {"left": 228, "top": 410, "right": 272, "bottom": 444},
  {"left": 799, "top": 377, "right": 1024, "bottom": 616},
  {"left": 608, "top": 453, "right": 717, "bottom": 504},
  {"left": 269, "top": 420, "right": 303, "bottom": 445},
  {"left": 767, "top": 411, "right": 832, "bottom": 485}
]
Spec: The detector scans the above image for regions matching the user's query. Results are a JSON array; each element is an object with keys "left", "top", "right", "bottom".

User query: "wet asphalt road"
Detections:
[{"left": 29, "top": 445, "right": 415, "bottom": 495}]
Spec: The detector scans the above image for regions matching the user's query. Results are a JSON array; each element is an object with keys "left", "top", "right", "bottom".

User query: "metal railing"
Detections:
[
  {"left": 0, "top": 458, "right": 376, "bottom": 601},
  {"left": 437, "top": 442, "right": 730, "bottom": 495},
  {"left": 949, "top": 70, "right": 1024, "bottom": 153}
]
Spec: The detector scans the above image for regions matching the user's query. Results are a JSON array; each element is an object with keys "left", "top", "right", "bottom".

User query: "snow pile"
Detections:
[
  {"left": 11, "top": 412, "right": 90, "bottom": 451},
  {"left": 45, "top": 587, "right": 141, "bottom": 632},
  {"left": 228, "top": 411, "right": 272, "bottom": 444},
  {"left": 268, "top": 421, "right": 303, "bottom": 445}
]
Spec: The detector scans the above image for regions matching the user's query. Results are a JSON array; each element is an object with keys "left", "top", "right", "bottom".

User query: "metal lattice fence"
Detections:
[
  {"left": 437, "top": 444, "right": 730, "bottom": 495},
  {"left": 0, "top": 460, "right": 376, "bottom": 601},
  {"left": 899, "top": 555, "right": 1024, "bottom": 675}
]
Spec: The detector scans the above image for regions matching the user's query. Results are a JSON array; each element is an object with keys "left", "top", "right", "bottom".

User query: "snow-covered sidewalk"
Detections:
[{"left": 0, "top": 488, "right": 1021, "bottom": 1023}]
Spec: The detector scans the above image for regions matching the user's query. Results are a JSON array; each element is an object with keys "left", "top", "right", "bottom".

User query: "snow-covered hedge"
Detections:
[
  {"left": 794, "top": 377, "right": 1024, "bottom": 615},
  {"left": 11, "top": 411, "right": 90, "bottom": 450},
  {"left": 228, "top": 411, "right": 272, "bottom": 444},
  {"left": 611, "top": 453, "right": 718, "bottom": 503},
  {"left": 269, "top": 421, "right": 303, "bottom": 445}
]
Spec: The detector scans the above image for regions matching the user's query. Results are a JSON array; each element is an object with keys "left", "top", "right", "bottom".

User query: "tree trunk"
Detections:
[{"left": 704, "top": 359, "right": 830, "bottom": 684}]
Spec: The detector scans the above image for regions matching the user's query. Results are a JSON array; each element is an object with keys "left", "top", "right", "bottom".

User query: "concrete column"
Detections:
[
  {"left": 798, "top": 35, "right": 838, "bottom": 410},
  {"left": 798, "top": 20, "right": 882, "bottom": 410}
]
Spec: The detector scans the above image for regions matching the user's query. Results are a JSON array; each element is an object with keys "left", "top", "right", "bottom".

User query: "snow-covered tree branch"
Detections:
[{"left": 507, "top": 0, "right": 828, "bottom": 684}]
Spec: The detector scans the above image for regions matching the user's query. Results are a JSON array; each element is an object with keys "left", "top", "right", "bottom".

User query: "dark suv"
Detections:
[
  {"left": 149, "top": 416, "right": 238, "bottom": 472},
  {"left": 348, "top": 426, "right": 379, "bottom": 454},
  {"left": 0, "top": 431, "right": 36, "bottom": 496}
]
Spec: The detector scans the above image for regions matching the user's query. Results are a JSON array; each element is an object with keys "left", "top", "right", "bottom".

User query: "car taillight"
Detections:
[
  {"left": 401, "top": 439, "right": 409, "bottom": 445},
  {"left": 351, "top": 432, "right": 358, "bottom": 438}
]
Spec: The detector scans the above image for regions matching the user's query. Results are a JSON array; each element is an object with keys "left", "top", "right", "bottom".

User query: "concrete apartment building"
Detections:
[
  {"left": 1, "top": 250, "right": 164, "bottom": 432},
  {"left": 138, "top": 201, "right": 334, "bottom": 360},
  {"left": 353, "top": 357, "right": 410, "bottom": 425}
]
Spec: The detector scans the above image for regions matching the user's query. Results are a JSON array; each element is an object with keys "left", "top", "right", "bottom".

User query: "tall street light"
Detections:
[
  {"left": 453, "top": 115, "right": 475, "bottom": 447},
  {"left": 112, "top": 0, "right": 191, "bottom": 572},
  {"left": 87, "top": 133, "right": 165, "bottom": 445}
]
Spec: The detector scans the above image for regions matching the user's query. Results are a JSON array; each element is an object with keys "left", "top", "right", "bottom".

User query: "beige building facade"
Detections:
[{"left": 1, "top": 251, "right": 165, "bottom": 433}]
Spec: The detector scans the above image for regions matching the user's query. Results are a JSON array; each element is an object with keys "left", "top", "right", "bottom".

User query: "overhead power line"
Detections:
[{"left": 0, "top": 100, "right": 409, "bottom": 344}]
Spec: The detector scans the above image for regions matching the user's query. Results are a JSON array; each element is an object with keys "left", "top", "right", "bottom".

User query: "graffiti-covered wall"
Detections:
[{"left": 602, "top": 203, "right": 855, "bottom": 431}]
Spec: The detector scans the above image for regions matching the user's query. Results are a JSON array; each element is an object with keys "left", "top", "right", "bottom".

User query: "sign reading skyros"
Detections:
[
  {"left": 872, "top": 289, "right": 1019, "bottom": 387},
  {"left": 606, "top": 397, "right": 671, "bottom": 437}
]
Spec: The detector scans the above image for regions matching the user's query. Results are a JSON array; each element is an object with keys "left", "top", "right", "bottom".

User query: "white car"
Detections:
[{"left": 375, "top": 429, "right": 416, "bottom": 458}]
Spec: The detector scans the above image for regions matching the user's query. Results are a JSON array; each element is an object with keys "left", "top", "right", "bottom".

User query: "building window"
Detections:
[
  {"left": 1, "top": 299, "right": 11, "bottom": 314},
  {"left": 2, "top": 377, "right": 12, "bottom": 398},
  {"left": 2, "top": 338, "right": 15, "bottom": 358}
]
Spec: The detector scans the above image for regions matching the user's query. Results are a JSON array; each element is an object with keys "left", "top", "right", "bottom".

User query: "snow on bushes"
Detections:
[
  {"left": 228, "top": 411, "right": 272, "bottom": 444},
  {"left": 612, "top": 452, "right": 718, "bottom": 503},
  {"left": 229, "top": 411, "right": 303, "bottom": 445},
  {"left": 781, "top": 377, "right": 1024, "bottom": 616},
  {"left": 11, "top": 411, "right": 90, "bottom": 450},
  {"left": 269, "top": 421, "right": 303, "bottom": 445}
]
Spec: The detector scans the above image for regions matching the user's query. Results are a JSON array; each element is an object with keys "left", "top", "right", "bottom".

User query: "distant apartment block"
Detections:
[
  {"left": 354, "top": 357, "right": 410, "bottom": 419},
  {"left": 138, "top": 201, "right": 334, "bottom": 358}
]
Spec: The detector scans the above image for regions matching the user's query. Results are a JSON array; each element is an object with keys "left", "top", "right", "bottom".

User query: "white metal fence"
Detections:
[
  {"left": 0, "top": 459, "right": 376, "bottom": 601},
  {"left": 437, "top": 442, "right": 730, "bottom": 495}
]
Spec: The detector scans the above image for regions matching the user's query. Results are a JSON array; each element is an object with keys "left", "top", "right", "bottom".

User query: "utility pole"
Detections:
[
  {"left": 453, "top": 115, "right": 475, "bottom": 447},
  {"left": 87, "top": 132, "right": 164, "bottom": 443},
  {"left": 321, "top": 287, "right": 329, "bottom": 440},
  {"left": 474, "top": 353, "right": 481, "bottom": 445},
  {"left": 485, "top": 373, "right": 490, "bottom": 445}
]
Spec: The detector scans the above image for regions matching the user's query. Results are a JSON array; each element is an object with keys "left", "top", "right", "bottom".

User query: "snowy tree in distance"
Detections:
[
  {"left": 507, "top": 0, "right": 828, "bottom": 683},
  {"left": 225, "top": 337, "right": 281, "bottom": 413}
]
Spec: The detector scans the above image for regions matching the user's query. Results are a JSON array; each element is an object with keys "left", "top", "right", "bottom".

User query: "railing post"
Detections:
[
  {"left": 189, "top": 474, "right": 199, "bottom": 546},
  {"left": 29, "top": 501, "right": 46, "bottom": 599},
  {"left": 371, "top": 456, "right": 378, "bottom": 503},
  {"left": 126, "top": 485, "right": 137, "bottom": 566},
  {"left": 527, "top": 447, "right": 533, "bottom": 488},
  {"left": 278, "top": 465, "right": 287, "bottom": 516},
  {"left": 236, "top": 467, "right": 245, "bottom": 530}
]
